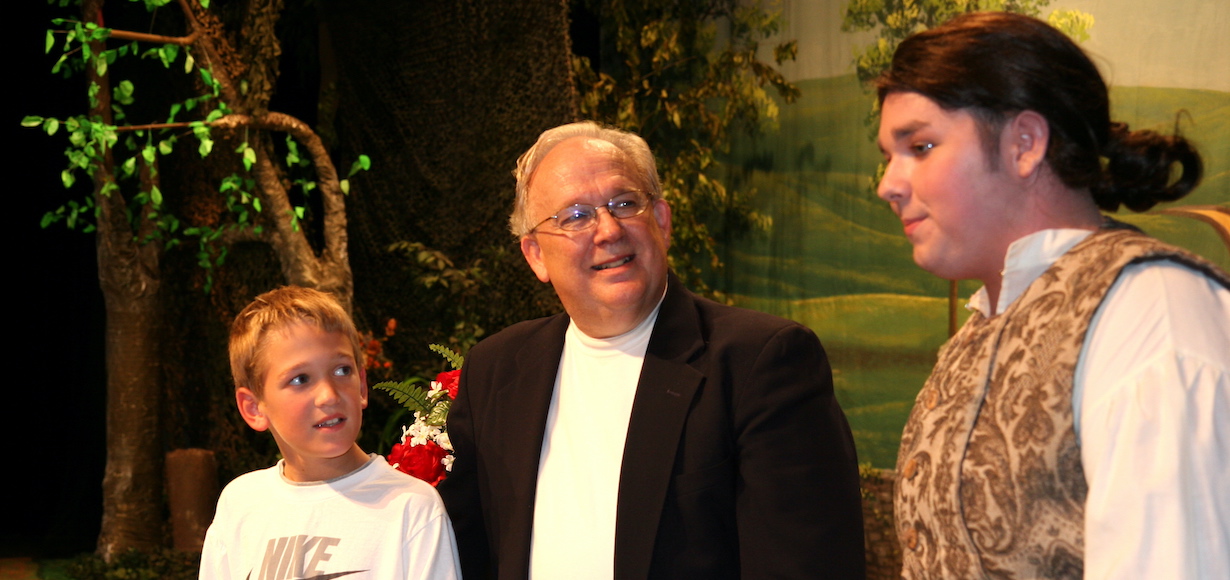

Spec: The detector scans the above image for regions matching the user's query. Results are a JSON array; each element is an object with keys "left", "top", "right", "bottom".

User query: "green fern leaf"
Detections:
[
  {"left": 425, "top": 400, "right": 451, "bottom": 426},
  {"left": 429, "top": 343, "right": 465, "bottom": 370},
  {"left": 371, "top": 377, "right": 432, "bottom": 414}
]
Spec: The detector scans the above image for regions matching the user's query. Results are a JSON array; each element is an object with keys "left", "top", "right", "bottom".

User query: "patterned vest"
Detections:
[{"left": 894, "top": 227, "right": 1230, "bottom": 579}]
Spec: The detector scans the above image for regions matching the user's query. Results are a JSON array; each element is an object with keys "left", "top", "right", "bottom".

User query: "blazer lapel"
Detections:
[
  {"left": 614, "top": 276, "right": 706, "bottom": 578},
  {"left": 490, "top": 314, "right": 569, "bottom": 578}
]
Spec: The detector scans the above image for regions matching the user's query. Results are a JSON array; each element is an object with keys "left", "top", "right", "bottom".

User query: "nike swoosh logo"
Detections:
[{"left": 244, "top": 570, "right": 367, "bottom": 580}]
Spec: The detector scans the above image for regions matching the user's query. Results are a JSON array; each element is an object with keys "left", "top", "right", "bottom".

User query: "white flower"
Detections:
[{"left": 435, "top": 432, "right": 452, "bottom": 452}]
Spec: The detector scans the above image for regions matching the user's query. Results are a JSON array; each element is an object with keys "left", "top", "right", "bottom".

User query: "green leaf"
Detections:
[
  {"left": 120, "top": 156, "right": 136, "bottom": 178},
  {"left": 114, "top": 80, "right": 135, "bottom": 105},
  {"left": 294, "top": 206, "right": 306, "bottom": 219},
  {"left": 60, "top": 170, "right": 75, "bottom": 189},
  {"left": 198, "top": 138, "right": 213, "bottom": 157},
  {"left": 142, "top": 145, "right": 156, "bottom": 165},
  {"left": 371, "top": 378, "right": 433, "bottom": 414},
  {"left": 159, "top": 138, "right": 174, "bottom": 155},
  {"left": 184, "top": 51, "right": 194, "bottom": 74},
  {"left": 347, "top": 154, "right": 372, "bottom": 177},
  {"left": 21, "top": 115, "right": 44, "bottom": 128},
  {"left": 159, "top": 45, "right": 179, "bottom": 68},
  {"left": 253, "top": 198, "right": 262, "bottom": 212},
  {"left": 150, "top": 186, "right": 163, "bottom": 206},
  {"left": 242, "top": 146, "right": 256, "bottom": 171},
  {"left": 427, "top": 400, "right": 451, "bottom": 425},
  {"left": 285, "top": 136, "right": 301, "bottom": 165},
  {"left": 339, "top": 179, "right": 350, "bottom": 195},
  {"left": 45, "top": 118, "right": 60, "bottom": 136},
  {"left": 429, "top": 343, "right": 465, "bottom": 369},
  {"left": 45, "top": 31, "right": 54, "bottom": 54}
]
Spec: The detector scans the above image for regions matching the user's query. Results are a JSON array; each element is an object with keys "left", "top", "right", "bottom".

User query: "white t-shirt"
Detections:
[{"left": 200, "top": 454, "right": 461, "bottom": 580}]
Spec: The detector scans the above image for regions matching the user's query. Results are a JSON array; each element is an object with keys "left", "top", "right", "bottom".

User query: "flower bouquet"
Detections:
[{"left": 373, "top": 344, "right": 462, "bottom": 486}]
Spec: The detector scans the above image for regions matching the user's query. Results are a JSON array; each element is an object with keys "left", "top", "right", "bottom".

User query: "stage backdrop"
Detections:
[{"left": 720, "top": 0, "right": 1230, "bottom": 468}]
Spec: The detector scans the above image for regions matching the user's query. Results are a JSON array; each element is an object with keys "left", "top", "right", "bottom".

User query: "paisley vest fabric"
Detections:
[{"left": 894, "top": 227, "right": 1230, "bottom": 579}]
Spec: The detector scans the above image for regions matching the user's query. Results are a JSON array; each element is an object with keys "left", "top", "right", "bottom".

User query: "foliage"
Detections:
[
  {"left": 372, "top": 376, "right": 438, "bottom": 420},
  {"left": 66, "top": 548, "right": 200, "bottom": 580},
  {"left": 572, "top": 0, "right": 799, "bottom": 297},
  {"left": 430, "top": 342, "right": 466, "bottom": 371},
  {"left": 387, "top": 241, "right": 487, "bottom": 353},
  {"left": 841, "top": 0, "right": 1094, "bottom": 118},
  {"left": 26, "top": 0, "right": 370, "bottom": 294},
  {"left": 372, "top": 343, "right": 463, "bottom": 424},
  {"left": 843, "top": 0, "right": 1059, "bottom": 85}
]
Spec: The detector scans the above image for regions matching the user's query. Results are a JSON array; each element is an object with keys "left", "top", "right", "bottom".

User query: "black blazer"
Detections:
[{"left": 438, "top": 275, "right": 865, "bottom": 579}]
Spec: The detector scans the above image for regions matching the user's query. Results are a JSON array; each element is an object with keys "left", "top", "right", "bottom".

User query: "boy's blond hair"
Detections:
[{"left": 229, "top": 286, "right": 364, "bottom": 397}]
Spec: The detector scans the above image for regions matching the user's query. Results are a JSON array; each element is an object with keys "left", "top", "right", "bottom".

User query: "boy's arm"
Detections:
[
  {"left": 198, "top": 521, "right": 229, "bottom": 579},
  {"left": 405, "top": 504, "right": 462, "bottom": 580}
]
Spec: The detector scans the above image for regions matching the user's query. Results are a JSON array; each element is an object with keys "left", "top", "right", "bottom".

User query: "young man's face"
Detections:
[
  {"left": 519, "top": 137, "right": 672, "bottom": 338},
  {"left": 237, "top": 322, "right": 368, "bottom": 482},
  {"left": 876, "top": 92, "right": 1023, "bottom": 285}
]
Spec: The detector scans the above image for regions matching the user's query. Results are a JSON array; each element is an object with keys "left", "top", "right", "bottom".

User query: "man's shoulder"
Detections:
[
  {"left": 468, "top": 311, "right": 569, "bottom": 362},
  {"left": 682, "top": 291, "right": 815, "bottom": 340}
]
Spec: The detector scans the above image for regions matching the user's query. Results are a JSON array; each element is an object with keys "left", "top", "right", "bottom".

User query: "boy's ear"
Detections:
[
  {"left": 1005, "top": 110, "right": 1050, "bottom": 179},
  {"left": 359, "top": 367, "right": 369, "bottom": 409},
  {"left": 236, "top": 387, "right": 269, "bottom": 431}
]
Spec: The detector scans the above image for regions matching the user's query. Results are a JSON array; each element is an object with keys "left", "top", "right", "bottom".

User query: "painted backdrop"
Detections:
[{"left": 721, "top": 0, "right": 1230, "bottom": 467}]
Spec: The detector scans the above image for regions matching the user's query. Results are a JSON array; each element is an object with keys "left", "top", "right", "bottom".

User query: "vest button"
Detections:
[
  {"left": 924, "top": 388, "right": 939, "bottom": 409},
  {"left": 903, "top": 458, "right": 918, "bottom": 480},
  {"left": 904, "top": 526, "right": 919, "bottom": 550}
]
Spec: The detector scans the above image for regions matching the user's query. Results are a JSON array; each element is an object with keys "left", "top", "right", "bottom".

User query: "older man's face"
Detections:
[{"left": 520, "top": 137, "right": 672, "bottom": 338}]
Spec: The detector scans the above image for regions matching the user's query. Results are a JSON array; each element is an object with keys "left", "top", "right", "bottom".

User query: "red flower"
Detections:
[
  {"left": 388, "top": 440, "right": 449, "bottom": 486},
  {"left": 435, "top": 370, "right": 461, "bottom": 399}
]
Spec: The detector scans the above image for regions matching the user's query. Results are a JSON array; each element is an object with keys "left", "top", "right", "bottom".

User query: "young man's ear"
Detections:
[
  {"left": 236, "top": 387, "right": 269, "bottom": 431},
  {"left": 1005, "top": 110, "right": 1050, "bottom": 179}
]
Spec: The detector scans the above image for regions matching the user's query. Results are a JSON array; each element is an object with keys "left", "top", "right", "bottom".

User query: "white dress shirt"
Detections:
[{"left": 968, "top": 229, "right": 1230, "bottom": 580}]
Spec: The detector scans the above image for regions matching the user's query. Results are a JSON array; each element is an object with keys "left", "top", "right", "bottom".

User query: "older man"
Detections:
[{"left": 437, "top": 121, "right": 865, "bottom": 579}]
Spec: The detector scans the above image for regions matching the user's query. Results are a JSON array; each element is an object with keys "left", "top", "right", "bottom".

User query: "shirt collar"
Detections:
[{"left": 968, "top": 228, "right": 1095, "bottom": 317}]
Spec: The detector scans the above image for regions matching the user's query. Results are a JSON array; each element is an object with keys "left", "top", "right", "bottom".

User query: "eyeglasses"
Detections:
[{"left": 530, "top": 190, "right": 654, "bottom": 233}]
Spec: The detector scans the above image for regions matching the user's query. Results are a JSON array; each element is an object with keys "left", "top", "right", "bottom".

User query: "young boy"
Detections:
[{"left": 200, "top": 286, "right": 461, "bottom": 580}]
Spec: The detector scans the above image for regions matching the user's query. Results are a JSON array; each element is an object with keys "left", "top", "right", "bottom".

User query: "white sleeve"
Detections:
[
  {"left": 198, "top": 501, "right": 231, "bottom": 580},
  {"left": 404, "top": 500, "right": 462, "bottom": 580},
  {"left": 1076, "top": 260, "right": 1230, "bottom": 580}
]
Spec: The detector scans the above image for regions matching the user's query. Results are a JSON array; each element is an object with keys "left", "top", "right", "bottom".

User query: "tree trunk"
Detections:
[
  {"left": 86, "top": 0, "right": 165, "bottom": 558},
  {"left": 95, "top": 281, "right": 163, "bottom": 559}
]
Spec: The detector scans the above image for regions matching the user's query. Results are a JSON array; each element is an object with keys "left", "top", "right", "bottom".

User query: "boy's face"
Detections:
[
  {"left": 236, "top": 321, "right": 368, "bottom": 482},
  {"left": 875, "top": 91, "right": 1023, "bottom": 286}
]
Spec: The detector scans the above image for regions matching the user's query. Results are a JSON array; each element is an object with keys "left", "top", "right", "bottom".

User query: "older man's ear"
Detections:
[
  {"left": 520, "top": 235, "right": 551, "bottom": 283},
  {"left": 651, "top": 198, "right": 672, "bottom": 247}
]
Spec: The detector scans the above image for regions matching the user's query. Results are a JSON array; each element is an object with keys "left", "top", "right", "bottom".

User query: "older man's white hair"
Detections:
[{"left": 509, "top": 121, "right": 663, "bottom": 238}]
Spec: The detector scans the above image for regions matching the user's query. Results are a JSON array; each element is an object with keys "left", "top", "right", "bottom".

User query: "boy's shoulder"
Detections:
[{"left": 217, "top": 455, "right": 444, "bottom": 511}]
